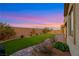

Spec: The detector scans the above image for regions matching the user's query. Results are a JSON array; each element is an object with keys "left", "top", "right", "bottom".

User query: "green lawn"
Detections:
[{"left": 2, "top": 33, "right": 54, "bottom": 55}]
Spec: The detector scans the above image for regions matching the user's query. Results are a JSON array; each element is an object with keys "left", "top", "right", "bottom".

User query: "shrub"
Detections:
[
  {"left": 0, "top": 23, "right": 16, "bottom": 40},
  {"left": 42, "top": 28, "right": 51, "bottom": 33},
  {"left": 0, "top": 44, "right": 5, "bottom": 56},
  {"left": 53, "top": 42, "right": 69, "bottom": 52},
  {"left": 20, "top": 35, "right": 24, "bottom": 38}
]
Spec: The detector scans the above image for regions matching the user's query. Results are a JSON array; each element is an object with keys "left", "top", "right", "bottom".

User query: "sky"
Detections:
[{"left": 0, "top": 3, "right": 64, "bottom": 30}]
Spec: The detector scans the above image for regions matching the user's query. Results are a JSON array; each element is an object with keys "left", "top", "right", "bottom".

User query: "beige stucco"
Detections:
[{"left": 65, "top": 3, "right": 79, "bottom": 56}]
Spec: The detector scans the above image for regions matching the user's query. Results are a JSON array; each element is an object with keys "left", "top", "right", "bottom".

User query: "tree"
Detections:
[
  {"left": 42, "top": 28, "right": 51, "bottom": 33},
  {"left": 61, "top": 25, "right": 64, "bottom": 30},
  {"left": 0, "top": 23, "right": 16, "bottom": 40},
  {"left": 30, "top": 29, "right": 36, "bottom": 36}
]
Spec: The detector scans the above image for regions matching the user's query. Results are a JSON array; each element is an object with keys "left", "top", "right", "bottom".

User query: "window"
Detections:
[
  {"left": 69, "top": 5, "right": 76, "bottom": 44},
  {"left": 69, "top": 7, "right": 74, "bottom": 36}
]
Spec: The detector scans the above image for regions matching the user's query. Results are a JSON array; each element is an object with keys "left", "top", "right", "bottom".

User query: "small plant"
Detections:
[
  {"left": 53, "top": 42, "right": 69, "bottom": 52},
  {"left": 20, "top": 35, "right": 24, "bottom": 38}
]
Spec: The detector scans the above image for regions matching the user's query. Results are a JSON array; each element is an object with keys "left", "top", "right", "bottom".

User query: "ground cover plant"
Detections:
[{"left": 53, "top": 42, "right": 69, "bottom": 52}]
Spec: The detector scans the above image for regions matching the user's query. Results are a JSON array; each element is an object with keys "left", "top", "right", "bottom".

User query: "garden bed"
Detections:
[{"left": 52, "top": 48, "right": 71, "bottom": 56}]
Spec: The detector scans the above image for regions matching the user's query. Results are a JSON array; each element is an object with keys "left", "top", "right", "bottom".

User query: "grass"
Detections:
[{"left": 2, "top": 33, "right": 54, "bottom": 55}]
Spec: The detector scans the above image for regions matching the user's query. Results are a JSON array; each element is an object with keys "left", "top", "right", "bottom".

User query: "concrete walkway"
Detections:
[{"left": 54, "top": 34, "right": 66, "bottom": 43}]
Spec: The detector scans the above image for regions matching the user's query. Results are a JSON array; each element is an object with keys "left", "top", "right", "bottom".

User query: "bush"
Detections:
[
  {"left": 53, "top": 42, "right": 69, "bottom": 52},
  {"left": 0, "top": 23, "right": 16, "bottom": 40},
  {"left": 42, "top": 28, "right": 51, "bottom": 33},
  {"left": 0, "top": 44, "right": 5, "bottom": 56},
  {"left": 20, "top": 35, "right": 24, "bottom": 38}
]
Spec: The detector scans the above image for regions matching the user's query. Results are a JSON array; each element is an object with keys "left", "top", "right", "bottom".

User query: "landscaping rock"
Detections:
[{"left": 11, "top": 47, "right": 33, "bottom": 56}]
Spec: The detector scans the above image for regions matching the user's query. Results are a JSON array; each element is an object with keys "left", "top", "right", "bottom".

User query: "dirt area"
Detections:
[{"left": 50, "top": 30, "right": 64, "bottom": 34}]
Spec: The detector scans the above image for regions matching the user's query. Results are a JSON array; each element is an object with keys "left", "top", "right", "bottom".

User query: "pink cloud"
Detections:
[
  {"left": 0, "top": 13, "right": 64, "bottom": 30},
  {"left": 10, "top": 23, "right": 63, "bottom": 30},
  {"left": 1, "top": 13, "right": 64, "bottom": 29},
  {"left": 1, "top": 14, "right": 64, "bottom": 24}
]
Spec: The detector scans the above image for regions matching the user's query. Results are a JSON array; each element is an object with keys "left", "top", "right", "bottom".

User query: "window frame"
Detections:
[
  {"left": 69, "top": 6, "right": 74, "bottom": 36},
  {"left": 69, "top": 5, "right": 76, "bottom": 44}
]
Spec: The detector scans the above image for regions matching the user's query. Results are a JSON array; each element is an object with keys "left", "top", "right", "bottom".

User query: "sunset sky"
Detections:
[{"left": 0, "top": 3, "right": 64, "bottom": 30}]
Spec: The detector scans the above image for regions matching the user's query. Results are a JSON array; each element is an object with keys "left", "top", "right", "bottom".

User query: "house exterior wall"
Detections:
[
  {"left": 64, "top": 16, "right": 67, "bottom": 43},
  {"left": 65, "top": 4, "right": 79, "bottom": 56}
]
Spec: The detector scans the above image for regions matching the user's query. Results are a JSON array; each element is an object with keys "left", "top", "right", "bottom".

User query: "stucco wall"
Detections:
[
  {"left": 67, "top": 4, "right": 79, "bottom": 56},
  {"left": 13, "top": 27, "right": 43, "bottom": 38}
]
